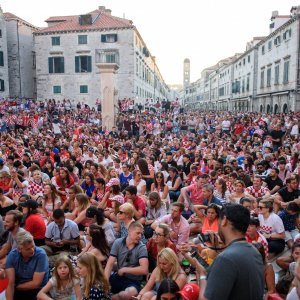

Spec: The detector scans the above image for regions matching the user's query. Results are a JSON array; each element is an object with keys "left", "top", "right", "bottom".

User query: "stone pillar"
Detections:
[{"left": 96, "top": 63, "right": 119, "bottom": 131}]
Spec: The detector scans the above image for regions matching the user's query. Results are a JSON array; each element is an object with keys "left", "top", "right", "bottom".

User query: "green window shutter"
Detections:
[
  {"left": 101, "top": 35, "right": 106, "bottom": 42},
  {"left": 114, "top": 34, "right": 118, "bottom": 42},
  {"left": 48, "top": 57, "right": 53, "bottom": 73},
  {"left": 75, "top": 56, "right": 80, "bottom": 72},
  {"left": 87, "top": 56, "right": 92, "bottom": 72}
]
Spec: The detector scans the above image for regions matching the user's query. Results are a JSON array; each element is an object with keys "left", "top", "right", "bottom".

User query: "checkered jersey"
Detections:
[
  {"left": 245, "top": 186, "right": 270, "bottom": 198},
  {"left": 28, "top": 180, "right": 44, "bottom": 196}
]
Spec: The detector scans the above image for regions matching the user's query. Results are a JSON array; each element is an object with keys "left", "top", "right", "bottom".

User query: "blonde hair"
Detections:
[
  {"left": 77, "top": 253, "right": 110, "bottom": 297},
  {"left": 75, "top": 193, "right": 90, "bottom": 211},
  {"left": 156, "top": 248, "right": 182, "bottom": 282},
  {"left": 119, "top": 202, "right": 134, "bottom": 218},
  {"left": 53, "top": 255, "right": 77, "bottom": 291}
]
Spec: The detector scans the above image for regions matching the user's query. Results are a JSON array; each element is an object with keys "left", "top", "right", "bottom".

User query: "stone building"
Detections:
[
  {"left": 0, "top": 6, "right": 9, "bottom": 98},
  {"left": 34, "top": 6, "right": 169, "bottom": 106}
]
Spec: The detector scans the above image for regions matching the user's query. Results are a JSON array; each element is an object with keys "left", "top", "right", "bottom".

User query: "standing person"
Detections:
[
  {"left": 194, "top": 203, "right": 264, "bottom": 300},
  {"left": 105, "top": 221, "right": 148, "bottom": 300},
  {"left": 6, "top": 231, "right": 49, "bottom": 300},
  {"left": 77, "top": 253, "right": 111, "bottom": 300},
  {"left": 37, "top": 255, "right": 81, "bottom": 300}
]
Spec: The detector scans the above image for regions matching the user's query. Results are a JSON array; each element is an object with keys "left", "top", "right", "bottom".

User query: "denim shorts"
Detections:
[{"left": 109, "top": 272, "right": 141, "bottom": 294}]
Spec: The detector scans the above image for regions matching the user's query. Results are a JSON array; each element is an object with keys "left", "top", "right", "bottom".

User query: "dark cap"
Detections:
[{"left": 20, "top": 199, "right": 38, "bottom": 209}]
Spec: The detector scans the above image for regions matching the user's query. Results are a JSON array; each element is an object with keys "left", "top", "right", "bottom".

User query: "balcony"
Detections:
[{"left": 95, "top": 49, "right": 119, "bottom": 66}]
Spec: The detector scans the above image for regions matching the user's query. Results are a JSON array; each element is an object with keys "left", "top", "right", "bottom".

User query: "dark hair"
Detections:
[
  {"left": 291, "top": 242, "right": 300, "bottom": 253},
  {"left": 252, "top": 242, "right": 266, "bottom": 263},
  {"left": 124, "top": 185, "right": 137, "bottom": 195},
  {"left": 207, "top": 203, "right": 220, "bottom": 218},
  {"left": 53, "top": 209, "right": 65, "bottom": 219},
  {"left": 156, "top": 279, "right": 179, "bottom": 300},
  {"left": 287, "top": 202, "right": 299, "bottom": 213},
  {"left": 220, "top": 203, "right": 250, "bottom": 233},
  {"left": 240, "top": 197, "right": 251, "bottom": 205},
  {"left": 249, "top": 217, "right": 260, "bottom": 227},
  {"left": 173, "top": 202, "right": 184, "bottom": 212},
  {"left": 137, "top": 158, "right": 150, "bottom": 176},
  {"left": 86, "top": 207, "right": 105, "bottom": 225},
  {"left": 89, "top": 224, "right": 110, "bottom": 257}
]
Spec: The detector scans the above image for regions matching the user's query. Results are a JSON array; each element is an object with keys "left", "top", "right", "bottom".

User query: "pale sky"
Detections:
[{"left": 1, "top": 0, "right": 299, "bottom": 85}]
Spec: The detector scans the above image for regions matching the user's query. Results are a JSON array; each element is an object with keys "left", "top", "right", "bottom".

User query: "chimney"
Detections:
[
  {"left": 290, "top": 6, "right": 300, "bottom": 16},
  {"left": 271, "top": 11, "right": 278, "bottom": 20},
  {"left": 105, "top": 9, "right": 112, "bottom": 15},
  {"left": 98, "top": 6, "right": 106, "bottom": 10}
]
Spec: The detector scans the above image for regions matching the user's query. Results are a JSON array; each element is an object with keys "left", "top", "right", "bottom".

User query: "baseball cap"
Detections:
[
  {"left": 0, "top": 158, "right": 4, "bottom": 165},
  {"left": 20, "top": 199, "right": 38, "bottom": 209},
  {"left": 177, "top": 283, "right": 200, "bottom": 300},
  {"left": 106, "top": 178, "right": 120, "bottom": 187}
]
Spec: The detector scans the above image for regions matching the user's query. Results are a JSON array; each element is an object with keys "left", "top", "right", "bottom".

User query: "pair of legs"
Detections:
[{"left": 110, "top": 272, "right": 141, "bottom": 300}]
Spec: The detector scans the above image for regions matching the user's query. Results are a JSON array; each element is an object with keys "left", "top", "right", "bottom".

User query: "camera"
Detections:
[{"left": 192, "top": 233, "right": 211, "bottom": 245}]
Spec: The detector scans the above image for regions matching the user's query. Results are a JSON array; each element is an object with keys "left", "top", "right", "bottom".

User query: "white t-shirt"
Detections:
[
  {"left": 221, "top": 120, "right": 231, "bottom": 130},
  {"left": 258, "top": 212, "right": 285, "bottom": 235},
  {"left": 129, "top": 179, "right": 146, "bottom": 195}
]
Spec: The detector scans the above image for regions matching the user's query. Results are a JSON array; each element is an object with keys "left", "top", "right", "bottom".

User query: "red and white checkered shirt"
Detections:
[
  {"left": 245, "top": 185, "right": 270, "bottom": 198},
  {"left": 28, "top": 180, "right": 44, "bottom": 196}
]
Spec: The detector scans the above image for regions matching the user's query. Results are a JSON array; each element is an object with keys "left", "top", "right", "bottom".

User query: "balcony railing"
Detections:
[{"left": 95, "top": 49, "right": 119, "bottom": 65}]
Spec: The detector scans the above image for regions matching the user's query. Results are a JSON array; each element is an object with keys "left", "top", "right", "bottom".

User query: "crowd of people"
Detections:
[{"left": 0, "top": 98, "right": 298, "bottom": 299}]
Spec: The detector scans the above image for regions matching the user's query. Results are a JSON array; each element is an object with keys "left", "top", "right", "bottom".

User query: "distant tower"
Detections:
[{"left": 183, "top": 58, "right": 190, "bottom": 89}]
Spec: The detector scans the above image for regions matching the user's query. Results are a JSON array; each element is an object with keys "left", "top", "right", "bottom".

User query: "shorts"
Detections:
[
  {"left": 285, "top": 229, "right": 299, "bottom": 242},
  {"left": 109, "top": 272, "right": 141, "bottom": 294}
]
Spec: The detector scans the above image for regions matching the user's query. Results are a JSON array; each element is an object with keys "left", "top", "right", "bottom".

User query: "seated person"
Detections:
[
  {"left": 146, "top": 223, "right": 177, "bottom": 272},
  {"left": 0, "top": 210, "right": 24, "bottom": 262},
  {"left": 137, "top": 248, "right": 187, "bottom": 300},
  {"left": 151, "top": 202, "right": 190, "bottom": 246},
  {"left": 105, "top": 221, "right": 148, "bottom": 300},
  {"left": 6, "top": 231, "right": 49, "bottom": 300},
  {"left": 278, "top": 202, "right": 299, "bottom": 249},
  {"left": 276, "top": 242, "right": 300, "bottom": 271},
  {"left": 44, "top": 209, "right": 80, "bottom": 256}
]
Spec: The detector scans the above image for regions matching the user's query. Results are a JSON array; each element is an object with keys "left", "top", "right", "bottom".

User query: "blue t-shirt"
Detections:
[
  {"left": 278, "top": 210, "right": 297, "bottom": 231},
  {"left": 6, "top": 246, "right": 49, "bottom": 286},
  {"left": 119, "top": 172, "right": 133, "bottom": 185}
]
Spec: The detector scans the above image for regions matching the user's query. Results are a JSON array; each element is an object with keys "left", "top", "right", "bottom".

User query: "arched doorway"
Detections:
[
  {"left": 267, "top": 104, "right": 271, "bottom": 113},
  {"left": 260, "top": 105, "right": 263, "bottom": 113},
  {"left": 274, "top": 104, "right": 279, "bottom": 114},
  {"left": 283, "top": 103, "right": 288, "bottom": 113}
]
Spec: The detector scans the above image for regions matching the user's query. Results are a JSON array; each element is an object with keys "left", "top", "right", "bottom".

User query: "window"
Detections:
[
  {"left": 267, "top": 68, "right": 271, "bottom": 87},
  {"left": 283, "top": 29, "right": 292, "bottom": 40},
  {"left": 0, "top": 51, "right": 3, "bottom": 67},
  {"left": 78, "top": 35, "right": 87, "bottom": 44},
  {"left": 80, "top": 85, "right": 88, "bottom": 93},
  {"left": 0, "top": 30, "right": 2, "bottom": 38},
  {"left": 243, "top": 58, "right": 245, "bottom": 65},
  {"left": 260, "top": 70, "right": 265, "bottom": 88},
  {"left": 283, "top": 60, "right": 289, "bottom": 83},
  {"left": 53, "top": 86, "right": 61, "bottom": 94},
  {"left": 261, "top": 45, "right": 265, "bottom": 55},
  {"left": 0, "top": 79, "right": 4, "bottom": 91},
  {"left": 248, "top": 55, "right": 250, "bottom": 63},
  {"left": 274, "top": 36, "right": 281, "bottom": 46},
  {"left": 105, "top": 53, "right": 116, "bottom": 63},
  {"left": 242, "top": 79, "right": 245, "bottom": 93},
  {"left": 48, "top": 57, "right": 64, "bottom": 73},
  {"left": 51, "top": 37, "right": 60, "bottom": 46},
  {"left": 246, "top": 76, "right": 250, "bottom": 92},
  {"left": 75, "top": 56, "right": 92, "bottom": 72},
  {"left": 101, "top": 34, "right": 117, "bottom": 43},
  {"left": 274, "top": 64, "right": 280, "bottom": 85},
  {"left": 268, "top": 40, "right": 272, "bottom": 51}
]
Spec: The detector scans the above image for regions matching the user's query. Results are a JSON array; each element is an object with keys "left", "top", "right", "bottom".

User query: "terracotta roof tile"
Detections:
[
  {"left": 36, "top": 9, "right": 133, "bottom": 35},
  {"left": 4, "top": 12, "right": 39, "bottom": 29}
]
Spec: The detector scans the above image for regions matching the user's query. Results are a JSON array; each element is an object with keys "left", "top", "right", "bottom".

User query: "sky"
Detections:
[{"left": 1, "top": 0, "right": 299, "bottom": 85}]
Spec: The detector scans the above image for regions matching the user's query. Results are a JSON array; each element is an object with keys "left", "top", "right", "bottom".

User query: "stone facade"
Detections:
[
  {"left": 184, "top": 7, "right": 300, "bottom": 113},
  {"left": 0, "top": 7, "right": 9, "bottom": 98},
  {"left": 34, "top": 7, "right": 169, "bottom": 106}
]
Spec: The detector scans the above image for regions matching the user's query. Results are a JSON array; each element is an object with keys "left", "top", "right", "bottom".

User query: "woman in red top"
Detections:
[
  {"left": 51, "top": 167, "right": 74, "bottom": 203},
  {"left": 21, "top": 199, "right": 46, "bottom": 246},
  {"left": 0, "top": 172, "right": 12, "bottom": 195},
  {"left": 146, "top": 223, "right": 177, "bottom": 272}
]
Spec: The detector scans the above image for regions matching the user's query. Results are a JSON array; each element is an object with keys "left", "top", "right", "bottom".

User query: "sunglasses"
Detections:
[
  {"left": 156, "top": 176, "right": 163, "bottom": 179},
  {"left": 258, "top": 206, "right": 266, "bottom": 209},
  {"left": 118, "top": 211, "right": 125, "bottom": 214}
]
